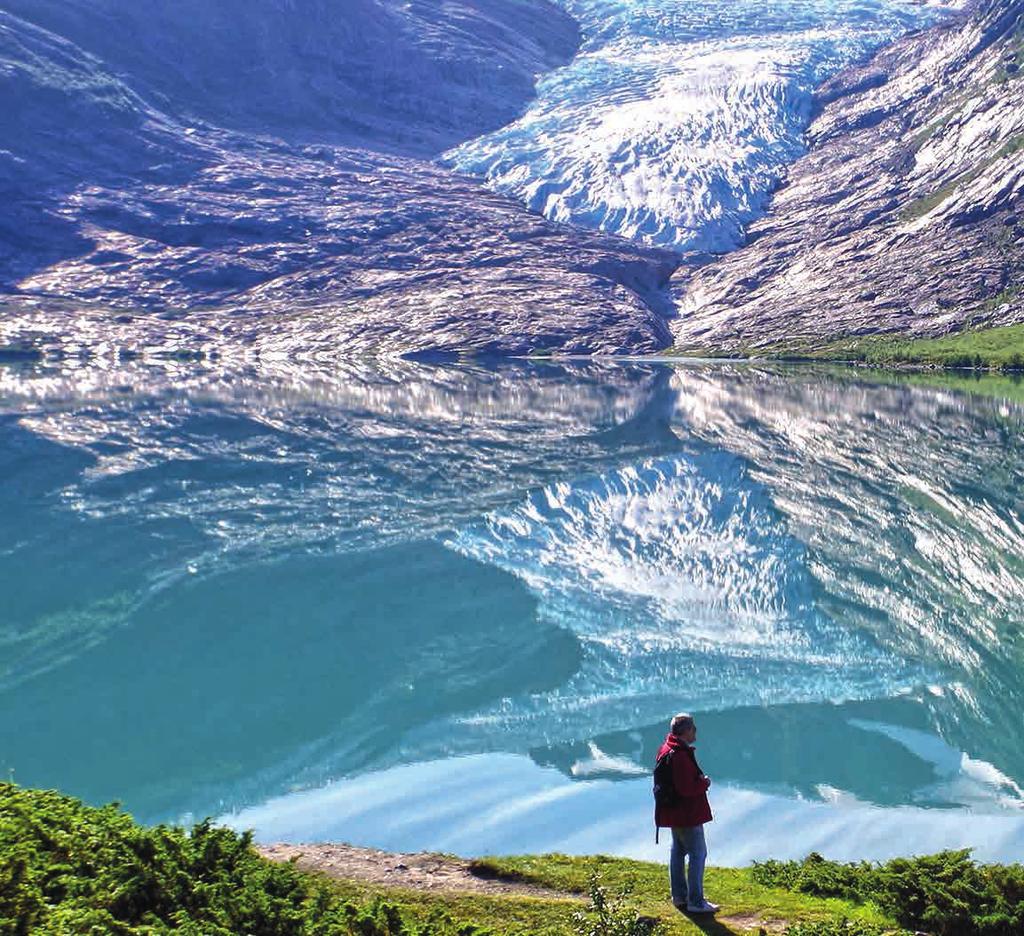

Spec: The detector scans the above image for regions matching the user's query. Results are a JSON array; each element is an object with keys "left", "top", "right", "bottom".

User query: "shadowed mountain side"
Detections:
[
  {"left": 0, "top": 543, "right": 581, "bottom": 822},
  {"left": 1, "top": 0, "right": 579, "bottom": 157},
  {"left": 0, "top": 10, "right": 676, "bottom": 355},
  {"left": 0, "top": 12, "right": 203, "bottom": 281},
  {"left": 673, "top": 0, "right": 1024, "bottom": 351}
]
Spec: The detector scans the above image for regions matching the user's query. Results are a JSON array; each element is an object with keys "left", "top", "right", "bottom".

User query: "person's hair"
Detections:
[{"left": 670, "top": 712, "right": 695, "bottom": 735}]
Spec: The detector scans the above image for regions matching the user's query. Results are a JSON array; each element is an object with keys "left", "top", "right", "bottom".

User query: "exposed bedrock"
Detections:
[
  {"left": 673, "top": 0, "right": 1024, "bottom": 352},
  {"left": 0, "top": 6, "right": 677, "bottom": 356},
  {"left": 1, "top": 141, "right": 678, "bottom": 357}
]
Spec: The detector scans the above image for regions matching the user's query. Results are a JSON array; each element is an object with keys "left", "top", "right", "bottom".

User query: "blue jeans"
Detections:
[{"left": 669, "top": 824, "right": 707, "bottom": 906}]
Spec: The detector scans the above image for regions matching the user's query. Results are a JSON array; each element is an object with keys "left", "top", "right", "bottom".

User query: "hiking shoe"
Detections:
[{"left": 686, "top": 900, "right": 719, "bottom": 914}]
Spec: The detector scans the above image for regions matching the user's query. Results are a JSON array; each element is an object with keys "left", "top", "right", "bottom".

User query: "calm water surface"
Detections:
[{"left": 2, "top": 359, "right": 1023, "bottom": 863}]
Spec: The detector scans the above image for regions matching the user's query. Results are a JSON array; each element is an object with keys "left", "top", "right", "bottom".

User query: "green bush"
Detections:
[
  {"left": 0, "top": 783, "right": 487, "bottom": 936},
  {"left": 569, "top": 873, "right": 661, "bottom": 936},
  {"left": 783, "top": 920, "right": 890, "bottom": 936},
  {"left": 754, "top": 850, "right": 1024, "bottom": 936}
]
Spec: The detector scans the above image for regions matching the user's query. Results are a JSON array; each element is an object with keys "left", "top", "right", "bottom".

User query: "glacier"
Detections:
[{"left": 444, "top": 0, "right": 965, "bottom": 251}]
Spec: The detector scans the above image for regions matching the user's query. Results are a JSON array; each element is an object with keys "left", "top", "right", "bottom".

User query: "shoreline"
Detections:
[{"left": 3, "top": 345, "right": 1024, "bottom": 377}]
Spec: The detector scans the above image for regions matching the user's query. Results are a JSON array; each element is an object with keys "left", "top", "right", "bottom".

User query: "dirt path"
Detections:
[
  {"left": 259, "top": 843, "right": 788, "bottom": 933},
  {"left": 257, "top": 843, "right": 579, "bottom": 900}
]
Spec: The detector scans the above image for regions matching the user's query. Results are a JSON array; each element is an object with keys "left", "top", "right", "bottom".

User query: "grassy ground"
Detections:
[
  {"left": 800, "top": 322, "right": 1024, "bottom": 370},
  {"left": 321, "top": 879, "right": 580, "bottom": 936},
  {"left": 670, "top": 321, "right": 1024, "bottom": 372},
  {"left": 321, "top": 854, "right": 897, "bottom": 936}
]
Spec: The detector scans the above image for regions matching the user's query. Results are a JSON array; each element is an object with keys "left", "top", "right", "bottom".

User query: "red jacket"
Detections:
[{"left": 654, "top": 733, "right": 712, "bottom": 828}]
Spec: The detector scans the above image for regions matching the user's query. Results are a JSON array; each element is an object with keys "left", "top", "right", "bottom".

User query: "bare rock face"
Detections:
[
  {"left": 0, "top": 138, "right": 678, "bottom": 357},
  {"left": 672, "top": 0, "right": 1024, "bottom": 353},
  {"left": 0, "top": 7, "right": 677, "bottom": 358}
]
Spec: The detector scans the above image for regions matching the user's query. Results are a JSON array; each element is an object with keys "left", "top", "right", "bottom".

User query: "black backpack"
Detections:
[
  {"left": 653, "top": 749, "right": 682, "bottom": 843},
  {"left": 653, "top": 749, "right": 681, "bottom": 807}
]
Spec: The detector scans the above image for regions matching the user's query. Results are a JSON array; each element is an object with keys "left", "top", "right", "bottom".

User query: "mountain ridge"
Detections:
[
  {"left": 672, "top": 0, "right": 1024, "bottom": 355},
  {"left": 0, "top": 2, "right": 678, "bottom": 357},
  {"left": 0, "top": 0, "right": 580, "bottom": 157},
  {"left": 2, "top": 0, "right": 1020, "bottom": 358}
]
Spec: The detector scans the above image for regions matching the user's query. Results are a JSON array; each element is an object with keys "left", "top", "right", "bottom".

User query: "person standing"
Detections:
[{"left": 654, "top": 712, "right": 718, "bottom": 914}]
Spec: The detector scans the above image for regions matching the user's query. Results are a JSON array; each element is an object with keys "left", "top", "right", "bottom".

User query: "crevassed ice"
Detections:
[
  {"left": 447, "top": 454, "right": 927, "bottom": 738},
  {"left": 443, "top": 0, "right": 960, "bottom": 251}
]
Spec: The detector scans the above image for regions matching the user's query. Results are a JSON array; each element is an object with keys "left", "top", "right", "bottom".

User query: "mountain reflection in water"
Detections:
[{"left": 1, "top": 359, "right": 1022, "bottom": 860}]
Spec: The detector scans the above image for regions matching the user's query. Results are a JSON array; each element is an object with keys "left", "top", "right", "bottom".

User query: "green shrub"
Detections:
[
  {"left": 783, "top": 920, "right": 890, "bottom": 936},
  {"left": 0, "top": 783, "right": 486, "bottom": 936},
  {"left": 754, "top": 850, "right": 1024, "bottom": 936},
  {"left": 569, "top": 873, "right": 661, "bottom": 936}
]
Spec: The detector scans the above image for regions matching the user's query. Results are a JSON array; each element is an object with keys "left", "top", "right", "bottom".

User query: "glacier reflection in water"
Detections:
[{"left": 1, "top": 359, "right": 1022, "bottom": 861}]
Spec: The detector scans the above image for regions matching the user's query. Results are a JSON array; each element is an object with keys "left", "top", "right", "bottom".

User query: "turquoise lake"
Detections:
[{"left": 2, "top": 359, "right": 1023, "bottom": 864}]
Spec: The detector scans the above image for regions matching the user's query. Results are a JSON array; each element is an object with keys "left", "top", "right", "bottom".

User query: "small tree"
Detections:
[{"left": 569, "top": 872, "right": 661, "bottom": 936}]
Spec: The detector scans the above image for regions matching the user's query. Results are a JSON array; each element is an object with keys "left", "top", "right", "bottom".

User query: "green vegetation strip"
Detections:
[
  {"left": 752, "top": 853, "right": 1024, "bottom": 936},
  {"left": 769, "top": 321, "right": 1024, "bottom": 371},
  {"left": 2, "top": 783, "right": 1022, "bottom": 935},
  {"left": 0, "top": 784, "right": 483, "bottom": 936},
  {"left": 461, "top": 855, "right": 893, "bottom": 934}
]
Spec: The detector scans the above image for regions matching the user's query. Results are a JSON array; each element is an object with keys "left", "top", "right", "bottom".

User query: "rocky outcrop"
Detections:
[
  {"left": 0, "top": 140, "right": 678, "bottom": 358},
  {"left": 672, "top": 0, "right": 1024, "bottom": 353},
  {"left": 0, "top": 7, "right": 677, "bottom": 357}
]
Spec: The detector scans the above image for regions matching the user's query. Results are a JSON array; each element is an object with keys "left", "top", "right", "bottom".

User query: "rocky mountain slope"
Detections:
[
  {"left": 0, "top": 139, "right": 677, "bottom": 358},
  {"left": 0, "top": 3, "right": 676, "bottom": 356},
  {"left": 3, "top": 0, "right": 1016, "bottom": 357},
  {"left": 0, "top": 0, "right": 580, "bottom": 157},
  {"left": 673, "top": 0, "right": 1024, "bottom": 353}
]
